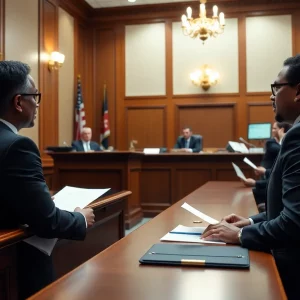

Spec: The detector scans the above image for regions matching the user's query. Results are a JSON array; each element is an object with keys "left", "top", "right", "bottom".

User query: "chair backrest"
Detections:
[{"left": 193, "top": 134, "right": 203, "bottom": 150}]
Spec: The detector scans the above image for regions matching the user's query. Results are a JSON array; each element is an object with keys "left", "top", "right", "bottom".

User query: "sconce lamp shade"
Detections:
[{"left": 48, "top": 51, "right": 65, "bottom": 71}]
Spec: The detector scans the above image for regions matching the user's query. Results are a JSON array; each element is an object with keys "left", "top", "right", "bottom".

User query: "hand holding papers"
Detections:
[
  {"left": 232, "top": 162, "right": 247, "bottom": 180},
  {"left": 160, "top": 225, "right": 225, "bottom": 245},
  {"left": 243, "top": 157, "right": 258, "bottom": 170},
  {"left": 24, "top": 186, "right": 110, "bottom": 256}
]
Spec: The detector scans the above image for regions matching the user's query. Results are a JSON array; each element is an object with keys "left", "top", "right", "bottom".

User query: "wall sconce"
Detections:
[
  {"left": 48, "top": 51, "right": 65, "bottom": 71},
  {"left": 190, "top": 64, "right": 220, "bottom": 91}
]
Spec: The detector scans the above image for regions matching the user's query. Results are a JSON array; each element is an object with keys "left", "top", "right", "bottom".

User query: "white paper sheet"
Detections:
[
  {"left": 161, "top": 225, "right": 225, "bottom": 245},
  {"left": 24, "top": 186, "right": 110, "bottom": 256},
  {"left": 243, "top": 157, "right": 258, "bottom": 170},
  {"left": 181, "top": 203, "right": 219, "bottom": 224},
  {"left": 232, "top": 162, "right": 247, "bottom": 180}
]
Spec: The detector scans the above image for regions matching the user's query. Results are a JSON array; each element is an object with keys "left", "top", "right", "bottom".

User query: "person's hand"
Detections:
[
  {"left": 201, "top": 221, "right": 240, "bottom": 244},
  {"left": 254, "top": 166, "right": 266, "bottom": 176},
  {"left": 221, "top": 213, "right": 251, "bottom": 228},
  {"left": 74, "top": 207, "right": 95, "bottom": 228},
  {"left": 241, "top": 178, "right": 256, "bottom": 187}
]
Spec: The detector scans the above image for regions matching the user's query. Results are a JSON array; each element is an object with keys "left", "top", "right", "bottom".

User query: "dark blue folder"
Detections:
[{"left": 139, "top": 243, "right": 249, "bottom": 269}]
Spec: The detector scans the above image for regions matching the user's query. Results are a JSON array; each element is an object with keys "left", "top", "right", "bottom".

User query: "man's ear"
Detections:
[
  {"left": 294, "top": 83, "right": 300, "bottom": 102},
  {"left": 13, "top": 95, "right": 22, "bottom": 112}
]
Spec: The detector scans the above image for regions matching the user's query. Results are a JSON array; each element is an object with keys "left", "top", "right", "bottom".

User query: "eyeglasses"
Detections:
[
  {"left": 19, "top": 93, "right": 41, "bottom": 104},
  {"left": 270, "top": 83, "right": 298, "bottom": 96}
]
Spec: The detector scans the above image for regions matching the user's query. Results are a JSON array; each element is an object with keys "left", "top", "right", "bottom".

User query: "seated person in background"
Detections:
[
  {"left": 241, "top": 121, "right": 292, "bottom": 212},
  {"left": 174, "top": 127, "right": 202, "bottom": 153},
  {"left": 72, "top": 127, "right": 101, "bottom": 152}
]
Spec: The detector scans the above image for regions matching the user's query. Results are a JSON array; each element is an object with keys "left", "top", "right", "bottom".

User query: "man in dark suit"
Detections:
[
  {"left": 0, "top": 61, "right": 95, "bottom": 299},
  {"left": 71, "top": 127, "right": 101, "bottom": 152},
  {"left": 174, "top": 127, "right": 202, "bottom": 152},
  {"left": 202, "top": 54, "right": 300, "bottom": 299}
]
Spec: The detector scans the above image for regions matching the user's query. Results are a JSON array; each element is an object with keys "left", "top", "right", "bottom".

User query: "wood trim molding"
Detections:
[
  {"left": 173, "top": 93, "right": 240, "bottom": 99},
  {"left": 125, "top": 95, "right": 168, "bottom": 101},
  {"left": 59, "top": 0, "right": 92, "bottom": 22},
  {"left": 0, "top": 0, "right": 4, "bottom": 61}
]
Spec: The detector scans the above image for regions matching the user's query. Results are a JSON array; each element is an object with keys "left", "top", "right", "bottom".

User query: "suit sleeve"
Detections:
[
  {"left": 94, "top": 142, "right": 101, "bottom": 151},
  {"left": 191, "top": 138, "right": 201, "bottom": 153},
  {"left": 174, "top": 137, "right": 181, "bottom": 149},
  {"left": 4, "top": 137, "right": 86, "bottom": 240},
  {"left": 241, "top": 131, "right": 300, "bottom": 251},
  {"left": 71, "top": 141, "right": 78, "bottom": 151}
]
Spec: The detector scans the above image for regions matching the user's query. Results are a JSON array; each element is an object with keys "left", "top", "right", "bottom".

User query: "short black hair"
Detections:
[
  {"left": 277, "top": 122, "right": 292, "bottom": 133},
  {"left": 283, "top": 54, "right": 300, "bottom": 84},
  {"left": 0, "top": 61, "right": 31, "bottom": 116},
  {"left": 183, "top": 126, "right": 192, "bottom": 131}
]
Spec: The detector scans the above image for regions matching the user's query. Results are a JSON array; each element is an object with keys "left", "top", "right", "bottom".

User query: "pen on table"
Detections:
[
  {"left": 169, "top": 231, "right": 202, "bottom": 235},
  {"left": 193, "top": 220, "right": 202, "bottom": 223}
]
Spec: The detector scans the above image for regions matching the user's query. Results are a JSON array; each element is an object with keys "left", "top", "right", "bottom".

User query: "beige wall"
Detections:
[
  {"left": 58, "top": 8, "right": 74, "bottom": 146},
  {"left": 5, "top": 0, "right": 39, "bottom": 145}
]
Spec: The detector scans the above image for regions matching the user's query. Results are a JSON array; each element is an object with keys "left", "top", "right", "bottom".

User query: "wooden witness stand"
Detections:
[
  {"left": 30, "top": 182, "right": 286, "bottom": 300},
  {"left": 0, "top": 190, "right": 130, "bottom": 300}
]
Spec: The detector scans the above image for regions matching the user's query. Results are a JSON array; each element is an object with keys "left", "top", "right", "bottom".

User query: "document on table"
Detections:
[
  {"left": 243, "top": 157, "right": 258, "bottom": 170},
  {"left": 160, "top": 224, "right": 225, "bottom": 245},
  {"left": 232, "top": 162, "right": 247, "bottom": 180},
  {"left": 24, "top": 186, "right": 110, "bottom": 256},
  {"left": 181, "top": 202, "right": 219, "bottom": 224}
]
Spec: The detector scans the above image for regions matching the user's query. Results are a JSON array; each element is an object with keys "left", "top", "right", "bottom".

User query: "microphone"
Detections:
[{"left": 239, "top": 137, "right": 256, "bottom": 148}]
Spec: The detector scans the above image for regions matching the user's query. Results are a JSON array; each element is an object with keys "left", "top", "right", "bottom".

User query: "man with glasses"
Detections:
[
  {"left": 202, "top": 54, "right": 300, "bottom": 299},
  {"left": 0, "top": 61, "right": 95, "bottom": 298}
]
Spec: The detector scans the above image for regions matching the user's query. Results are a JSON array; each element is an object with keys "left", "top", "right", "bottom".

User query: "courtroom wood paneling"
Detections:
[
  {"left": 248, "top": 102, "right": 275, "bottom": 124},
  {"left": 58, "top": 170, "right": 122, "bottom": 189},
  {"left": 0, "top": 0, "right": 4, "bottom": 60},
  {"left": 126, "top": 106, "right": 167, "bottom": 149},
  {"left": 176, "top": 169, "right": 212, "bottom": 201},
  {"left": 94, "top": 28, "right": 116, "bottom": 147},
  {"left": 175, "top": 103, "right": 236, "bottom": 148},
  {"left": 216, "top": 168, "right": 254, "bottom": 181},
  {"left": 140, "top": 169, "right": 171, "bottom": 213},
  {"left": 39, "top": 0, "right": 59, "bottom": 154}
]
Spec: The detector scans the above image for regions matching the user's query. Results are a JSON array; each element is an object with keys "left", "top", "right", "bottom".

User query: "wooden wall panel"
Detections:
[
  {"left": 39, "top": 0, "right": 59, "bottom": 155},
  {"left": 0, "top": 0, "right": 4, "bottom": 60},
  {"left": 94, "top": 29, "right": 116, "bottom": 147},
  {"left": 126, "top": 106, "right": 166, "bottom": 149},
  {"left": 176, "top": 104, "right": 236, "bottom": 148},
  {"left": 248, "top": 102, "right": 275, "bottom": 124}
]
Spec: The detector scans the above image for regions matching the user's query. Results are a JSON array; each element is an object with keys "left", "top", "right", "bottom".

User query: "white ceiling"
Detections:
[{"left": 85, "top": 0, "right": 195, "bottom": 9}]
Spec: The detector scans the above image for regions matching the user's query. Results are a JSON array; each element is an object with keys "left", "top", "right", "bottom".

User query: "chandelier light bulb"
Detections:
[
  {"left": 190, "top": 65, "right": 219, "bottom": 91},
  {"left": 181, "top": 0, "right": 225, "bottom": 42}
]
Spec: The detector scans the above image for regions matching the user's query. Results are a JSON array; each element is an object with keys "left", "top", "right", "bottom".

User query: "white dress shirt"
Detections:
[
  {"left": 0, "top": 118, "right": 18, "bottom": 134},
  {"left": 184, "top": 138, "right": 193, "bottom": 153},
  {"left": 82, "top": 140, "right": 91, "bottom": 152}
]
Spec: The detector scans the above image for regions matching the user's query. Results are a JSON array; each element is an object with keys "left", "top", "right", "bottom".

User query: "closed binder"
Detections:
[{"left": 139, "top": 243, "right": 249, "bottom": 269}]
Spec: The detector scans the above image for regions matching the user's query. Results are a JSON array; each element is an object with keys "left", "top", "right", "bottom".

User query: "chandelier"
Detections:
[
  {"left": 181, "top": 0, "right": 225, "bottom": 43},
  {"left": 190, "top": 65, "right": 220, "bottom": 91}
]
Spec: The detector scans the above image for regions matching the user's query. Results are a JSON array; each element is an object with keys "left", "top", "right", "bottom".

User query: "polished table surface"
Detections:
[{"left": 30, "top": 181, "right": 286, "bottom": 300}]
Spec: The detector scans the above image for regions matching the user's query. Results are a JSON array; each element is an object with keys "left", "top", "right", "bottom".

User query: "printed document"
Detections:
[
  {"left": 24, "top": 186, "right": 110, "bottom": 256},
  {"left": 232, "top": 162, "right": 247, "bottom": 180}
]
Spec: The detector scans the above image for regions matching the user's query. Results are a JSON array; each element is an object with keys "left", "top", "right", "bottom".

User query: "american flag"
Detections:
[
  {"left": 100, "top": 84, "right": 110, "bottom": 149},
  {"left": 75, "top": 75, "right": 86, "bottom": 140}
]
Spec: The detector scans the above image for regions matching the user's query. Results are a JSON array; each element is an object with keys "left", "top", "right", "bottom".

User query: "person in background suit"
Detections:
[
  {"left": 71, "top": 127, "right": 101, "bottom": 152},
  {"left": 0, "top": 61, "right": 95, "bottom": 299},
  {"left": 173, "top": 127, "right": 202, "bottom": 152},
  {"left": 202, "top": 54, "right": 300, "bottom": 299},
  {"left": 242, "top": 121, "right": 292, "bottom": 212}
]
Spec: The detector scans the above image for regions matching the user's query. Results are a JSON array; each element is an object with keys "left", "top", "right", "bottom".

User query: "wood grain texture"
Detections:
[{"left": 29, "top": 181, "right": 286, "bottom": 300}]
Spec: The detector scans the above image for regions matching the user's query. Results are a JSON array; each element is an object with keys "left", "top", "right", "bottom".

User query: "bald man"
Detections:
[{"left": 72, "top": 127, "right": 101, "bottom": 152}]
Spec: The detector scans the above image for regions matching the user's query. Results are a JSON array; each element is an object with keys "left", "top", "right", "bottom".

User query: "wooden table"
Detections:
[
  {"left": 0, "top": 190, "right": 130, "bottom": 300},
  {"left": 48, "top": 152, "right": 263, "bottom": 228},
  {"left": 30, "top": 182, "right": 286, "bottom": 300}
]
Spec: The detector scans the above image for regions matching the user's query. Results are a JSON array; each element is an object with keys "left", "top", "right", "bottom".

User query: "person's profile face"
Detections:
[
  {"left": 182, "top": 128, "right": 192, "bottom": 139},
  {"left": 272, "top": 122, "right": 279, "bottom": 139},
  {"left": 19, "top": 75, "right": 39, "bottom": 128},
  {"left": 81, "top": 129, "right": 92, "bottom": 142},
  {"left": 273, "top": 66, "right": 299, "bottom": 123}
]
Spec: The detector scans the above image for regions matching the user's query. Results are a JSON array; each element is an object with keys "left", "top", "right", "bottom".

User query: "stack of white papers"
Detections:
[
  {"left": 24, "top": 186, "right": 110, "bottom": 256},
  {"left": 160, "top": 225, "right": 225, "bottom": 245},
  {"left": 243, "top": 157, "right": 258, "bottom": 170}
]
